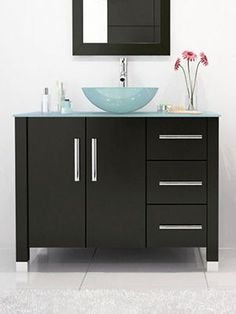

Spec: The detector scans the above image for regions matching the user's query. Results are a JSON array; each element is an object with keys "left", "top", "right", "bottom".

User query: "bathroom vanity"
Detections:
[{"left": 15, "top": 112, "right": 219, "bottom": 271}]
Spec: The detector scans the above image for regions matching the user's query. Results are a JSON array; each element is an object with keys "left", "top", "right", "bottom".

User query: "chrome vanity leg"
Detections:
[
  {"left": 16, "top": 262, "right": 28, "bottom": 272},
  {"left": 207, "top": 262, "right": 219, "bottom": 272}
]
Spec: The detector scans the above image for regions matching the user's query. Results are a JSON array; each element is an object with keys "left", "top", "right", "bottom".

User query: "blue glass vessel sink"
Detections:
[{"left": 82, "top": 87, "right": 158, "bottom": 113}]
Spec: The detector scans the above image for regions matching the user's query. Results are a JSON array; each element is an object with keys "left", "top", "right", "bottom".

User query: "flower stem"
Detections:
[
  {"left": 187, "top": 60, "right": 193, "bottom": 95},
  {"left": 193, "top": 61, "right": 201, "bottom": 95},
  {"left": 187, "top": 60, "right": 196, "bottom": 110},
  {"left": 180, "top": 65, "right": 190, "bottom": 98}
]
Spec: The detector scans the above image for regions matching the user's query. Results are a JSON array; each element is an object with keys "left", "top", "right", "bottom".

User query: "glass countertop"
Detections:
[{"left": 14, "top": 111, "right": 220, "bottom": 118}]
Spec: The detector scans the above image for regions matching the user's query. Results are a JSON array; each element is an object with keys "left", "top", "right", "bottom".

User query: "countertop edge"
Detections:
[{"left": 13, "top": 111, "right": 221, "bottom": 118}]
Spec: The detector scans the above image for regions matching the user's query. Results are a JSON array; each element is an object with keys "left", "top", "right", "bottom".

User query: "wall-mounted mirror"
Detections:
[{"left": 73, "top": 0, "right": 170, "bottom": 55}]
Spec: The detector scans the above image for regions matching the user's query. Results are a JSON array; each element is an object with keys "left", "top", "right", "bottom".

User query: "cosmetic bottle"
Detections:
[
  {"left": 41, "top": 88, "right": 50, "bottom": 113},
  {"left": 61, "top": 83, "right": 65, "bottom": 101},
  {"left": 61, "top": 99, "right": 72, "bottom": 114},
  {"left": 56, "top": 81, "right": 65, "bottom": 112}
]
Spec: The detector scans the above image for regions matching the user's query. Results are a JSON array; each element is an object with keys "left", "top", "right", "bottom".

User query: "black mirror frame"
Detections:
[{"left": 73, "top": 0, "right": 170, "bottom": 56}]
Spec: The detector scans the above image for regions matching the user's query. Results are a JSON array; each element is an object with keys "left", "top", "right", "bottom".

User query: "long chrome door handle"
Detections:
[
  {"left": 74, "top": 138, "right": 80, "bottom": 182},
  {"left": 91, "top": 138, "right": 97, "bottom": 182},
  {"left": 159, "top": 135, "right": 203, "bottom": 140},
  {"left": 159, "top": 225, "right": 203, "bottom": 230},
  {"left": 159, "top": 181, "right": 203, "bottom": 186}
]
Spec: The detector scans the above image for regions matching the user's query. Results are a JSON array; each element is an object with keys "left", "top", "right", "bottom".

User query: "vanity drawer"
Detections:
[
  {"left": 147, "top": 205, "right": 206, "bottom": 247},
  {"left": 147, "top": 118, "right": 207, "bottom": 160},
  {"left": 147, "top": 161, "right": 207, "bottom": 204}
]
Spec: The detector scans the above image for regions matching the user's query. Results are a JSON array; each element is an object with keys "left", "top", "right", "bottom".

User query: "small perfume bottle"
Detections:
[{"left": 41, "top": 88, "right": 50, "bottom": 113}]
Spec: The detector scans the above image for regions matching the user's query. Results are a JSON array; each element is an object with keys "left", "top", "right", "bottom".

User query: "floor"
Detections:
[{"left": 0, "top": 248, "right": 235, "bottom": 291}]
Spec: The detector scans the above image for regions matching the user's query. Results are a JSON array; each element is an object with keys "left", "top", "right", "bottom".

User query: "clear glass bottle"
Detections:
[{"left": 61, "top": 99, "right": 72, "bottom": 114}]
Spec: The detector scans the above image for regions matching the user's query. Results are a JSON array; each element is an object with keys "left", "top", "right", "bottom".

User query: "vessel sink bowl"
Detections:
[{"left": 82, "top": 87, "right": 158, "bottom": 113}]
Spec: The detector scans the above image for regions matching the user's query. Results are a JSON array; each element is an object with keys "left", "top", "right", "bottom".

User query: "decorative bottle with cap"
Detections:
[{"left": 41, "top": 88, "right": 50, "bottom": 113}]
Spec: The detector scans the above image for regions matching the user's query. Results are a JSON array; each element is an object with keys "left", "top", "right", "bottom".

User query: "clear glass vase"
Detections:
[{"left": 187, "top": 92, "right": 197, "bottom": 111}]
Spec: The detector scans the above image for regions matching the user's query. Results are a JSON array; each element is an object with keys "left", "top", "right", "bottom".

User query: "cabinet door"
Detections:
[
  {"left": 86, "top": 118, "right": 145, "bottom": 248},
  {"left": 28, "top": 118, "right": 85, "bottom": 247}
]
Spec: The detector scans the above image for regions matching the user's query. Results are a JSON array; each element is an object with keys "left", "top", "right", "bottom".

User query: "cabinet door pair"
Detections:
[{"left": 28, "top": 118, "right": 145, "bottom": 248}]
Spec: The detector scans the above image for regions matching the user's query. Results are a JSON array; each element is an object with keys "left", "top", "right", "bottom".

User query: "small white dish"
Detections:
[{"left": 169, "top": 110, "right": 202, "bottom": 115}]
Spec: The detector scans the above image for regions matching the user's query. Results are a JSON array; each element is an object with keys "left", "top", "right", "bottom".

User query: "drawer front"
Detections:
[
  {"left": 147, "top": 118, "right": 207, "bottom": 160},
  {"left": 147, "top": 161, "right": 207, "bottom": 204},
  {"left": 147, "top": 205, "right": 206, "bottom": 247}
]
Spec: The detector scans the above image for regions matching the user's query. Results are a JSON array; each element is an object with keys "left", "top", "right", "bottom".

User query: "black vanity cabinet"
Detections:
[
  {"left": 27, "top": 118, "right": 86, "bottom": 248},
  {"left": 15, "top": 115, "right": 219, "bottom": 269},
  {"left": 86, "top": 118, "right": 145, "bottom": 248},
  {"left": 15, "top": 117, "right": 146, "bottom": 262}
]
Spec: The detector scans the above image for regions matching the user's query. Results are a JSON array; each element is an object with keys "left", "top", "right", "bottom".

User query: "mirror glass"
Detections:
[{"left": 83, "top": 0, "right": 161, "bottom": 44}]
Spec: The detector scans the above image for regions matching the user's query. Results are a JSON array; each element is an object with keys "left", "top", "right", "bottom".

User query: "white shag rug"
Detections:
[{"left": 0, "top": 289, "right": 236, "bottom": 314}]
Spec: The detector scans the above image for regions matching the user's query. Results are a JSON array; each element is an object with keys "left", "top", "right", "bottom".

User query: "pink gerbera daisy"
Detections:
[
  {"left": 182, "top": 51, "right": 197, "bottom": 62},
  {"left": 174, "top": 58, "right": 181, "bottom": 70},
  {"left": 200, "top": 52, "right": 209, "bottom": 66}
]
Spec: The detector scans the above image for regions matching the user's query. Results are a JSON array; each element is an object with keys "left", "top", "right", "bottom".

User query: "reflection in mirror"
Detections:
[
  {"left": 83, "top": 0, "right": 108, "bottom": 43},
  {"left": 83, "top": 0, "right": 161, "bottom": 44}
]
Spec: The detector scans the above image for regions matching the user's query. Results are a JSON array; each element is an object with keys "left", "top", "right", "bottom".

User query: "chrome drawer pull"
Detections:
[
  {"left": 159, "top": 181, "right": 203, "bottom": 186},
  {"left": 159, "top": 135, "right": 203, "bottom": 140},
  {"left": 159, "top": 225, "right": 203, "bottom": 230},
  {"left": 74, "top": 138, "right": 80, "bottom": 182},
  {"left": 91, "top": 138, "right": 97, "bottom": 182}
]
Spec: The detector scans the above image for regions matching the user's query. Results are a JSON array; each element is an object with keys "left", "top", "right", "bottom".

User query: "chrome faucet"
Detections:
[{"left": 120, "top": 57, "right": 128, "bottom": 87}]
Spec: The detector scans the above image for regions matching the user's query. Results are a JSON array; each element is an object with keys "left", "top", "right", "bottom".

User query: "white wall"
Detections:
[{"left": 0, "top": 0, "right": 235, "bottom": 249}]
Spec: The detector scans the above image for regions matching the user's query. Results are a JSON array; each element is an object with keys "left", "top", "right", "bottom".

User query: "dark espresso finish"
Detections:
[
  {"left": 15, "top": 118, "right": 29, "bottom": 262},
  {"left": 147, "top": 118, "right": 207, "bottom": 160},
  {"left": 147, "top": 161, "right": 207, "bottom": 204},
  {"left": 207, "top": 118, "right": 219, "bottom": 262},
  {"left": 147, "top": 205, "right": 206, "bottom": 247},
  {"left": 72, "top": 0, "right": 170, "bottom": 55},
  {"left": 108, "top": 0, "right": 161, "bottom": 44},
  {"left": 86, "top": 118, "right": 145, "bottom": 248},
  {"left": 15, "top": 116, "right": 219, "bottom": 267},
  {"left": 28, "top": 118, "right": 86, "bottom": 247},
  {"left": 108, "top": 0, "right": 156, "bottom": 26},
  {"left": 108, "top": 27, "right": 160, "bottom": 44}
]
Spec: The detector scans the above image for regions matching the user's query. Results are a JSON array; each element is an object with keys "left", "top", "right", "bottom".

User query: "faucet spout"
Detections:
[{"left": 120, "top": 57, "right": 128, "bottom": 87}]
